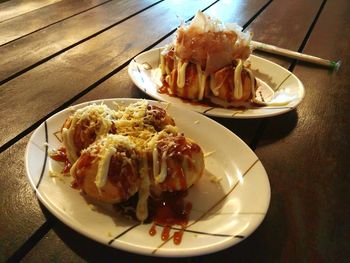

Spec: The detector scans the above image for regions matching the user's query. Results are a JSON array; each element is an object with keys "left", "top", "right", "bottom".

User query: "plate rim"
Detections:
[
  {"left": 25, "top": 98, "right": 271, "bottom": 257},
  {"left": 128, "top": 47, "right": 305, "bottom": 119}
]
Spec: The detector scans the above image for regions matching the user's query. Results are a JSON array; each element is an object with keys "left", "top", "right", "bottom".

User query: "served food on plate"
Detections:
[
  {"left": 158, "top": 11, "right": 257, "bottom": 107},
  {"left": 50, "top": 100, "right": 204, "bottom": 243},
  {"left": 60, "top": 103, "right": 176, "bottom": 163},
  {"left": 61, "top": 104, "right": 117, "bottom": 164}
]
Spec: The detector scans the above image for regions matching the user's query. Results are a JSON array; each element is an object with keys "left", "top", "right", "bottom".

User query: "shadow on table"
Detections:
[
  {"left": 211, "top": 109, "right": 299, "bottom": 148},
  {"left": 40, "top": 204, "right": 183, "bottom": 262},
  {"left": 196, "top": 190, "right": 288, "bottom": 263},
  {"left": 257, "top": 109, "right": 299, "bottom": 147}
]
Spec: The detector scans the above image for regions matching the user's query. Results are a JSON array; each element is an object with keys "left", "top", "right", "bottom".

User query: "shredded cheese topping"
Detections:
[
  {"left": 82, "top": 134, "right": 135, "bottom": 189},
  {"left": 60, "top": 101, "right": 204, "bottom": 222},
  {"left": 62, "top": 104, "right": 116, "bottom": 163},
  {"left": 176, "top": 59, "right": 188, "bottom": 88}
]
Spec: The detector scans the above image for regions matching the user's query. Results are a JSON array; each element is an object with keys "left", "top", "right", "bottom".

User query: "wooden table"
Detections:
[{"left": 1, "top": 0, "right": 349, "bottom": 262}]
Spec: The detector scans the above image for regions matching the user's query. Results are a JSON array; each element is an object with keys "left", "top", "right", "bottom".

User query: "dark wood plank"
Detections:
[
  {"left": 23, "top": 228, "right": 85, "bottom": 263},
  {"left": 0, "top": 0, "right": 216, "bottom": 148},
  {"left": 252, "top": 0, "right": 350, "bottom": 261},
  {"left": 23, "top": 222, "right": 186, "bottom": 262},
  {"left": 246, "top": 0, "right": 324, "bottom": 69},
  {"left": 0, "top": 0, "right": 109, "bottom": 46},
  {"left": 0, "top": 0, "right": 160, "bottom": 83},
  {"left": 0, "top": 136, "right": 47, "bottom": 260},
  {"left": 0, "top": 0, "right": 62, "bottom": 22},
  {"left": 2, "top": 0, "right": 268, "bottom": 82},
  {"left": 204, "top": 0, "right": 270, "bottom": 25}
]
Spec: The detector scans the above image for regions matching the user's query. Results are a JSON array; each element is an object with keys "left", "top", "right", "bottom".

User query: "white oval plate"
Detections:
[
  {"left": 25, "top": 98, "right": 270, "bottom": 257},
  {"left": 128, "top": 48, "right": 305, "bottom": 118}
]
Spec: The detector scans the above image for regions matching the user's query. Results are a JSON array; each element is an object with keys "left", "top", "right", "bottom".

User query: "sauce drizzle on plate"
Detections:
[{"left": 149, "top": 191, "right": 192, "bottom": 245}]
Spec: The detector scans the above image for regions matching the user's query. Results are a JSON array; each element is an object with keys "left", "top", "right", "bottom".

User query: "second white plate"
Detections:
[{"left": 128, "top": 48, "right": 304, "bottom": 118}]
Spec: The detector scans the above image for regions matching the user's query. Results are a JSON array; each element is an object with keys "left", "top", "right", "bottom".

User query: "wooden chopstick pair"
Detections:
[{"left": 251, "top": 40, "right": 341, "bottom": 70}]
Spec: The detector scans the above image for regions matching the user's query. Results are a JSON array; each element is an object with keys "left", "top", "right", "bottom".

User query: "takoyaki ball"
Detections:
[
  {"left": 151, "top": 134, "right": 204, "bottom": 193},
  {"left": 61, "top": 104, "right": 117, "bottom": 163},
  {"left": 144, "top": 104, "right": 175, "bottom": 131},
  {"left": 210, "top": 66, "right": 255, "bottom": 103},
  {"left": 169, "top": 63, "right": 207, "bottom": 100},
  {"left": 70, "top": 134, "right": 139, "bottom": 203}
]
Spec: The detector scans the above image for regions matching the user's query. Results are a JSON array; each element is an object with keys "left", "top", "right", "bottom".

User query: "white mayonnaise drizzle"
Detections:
[
  {"left": 62, "top": 126, "right": 78, "bottom": 163},
  {"left": 176, "top": 59, "right": 188, "bottom": 88},
  {"left": 82, "top": 134, "right": 135, "bottom": 190},
  {"left": 155, "top": 150, "right": 168, "bottom": 183},
  {"left": 196, "top": 64, "right": 207, "bottom": 100},
  {"left": 233, "top": 59, "right": 243, "bottom": 100},
  {"left": 152, "top": 146, "right": 159, "bottom": 180},
  {"left": 136, "top": 154, "right": 150, "bottom": 221},
  {"left": 95, "top": 146, "right": 116, "bottom": 189},
  {"left": 160, "top": 54, "right": 166, "bottom": 75}
]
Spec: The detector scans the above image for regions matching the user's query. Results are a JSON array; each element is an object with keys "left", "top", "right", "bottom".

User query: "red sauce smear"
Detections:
[
  {"left": 49, "top": 147, "right": 71, "bottom": 173},
  {"left": 108, "top": 153, "right": 136, "bottom": 201},
  {"left": 149, "top": 223, "right": 157, "bottom": 236},
  {"left": 70, "top": 152, "right": 94, "bottom": 189},
  {"left": 148, "top": 191, "right": 192, "bottom": 245}
]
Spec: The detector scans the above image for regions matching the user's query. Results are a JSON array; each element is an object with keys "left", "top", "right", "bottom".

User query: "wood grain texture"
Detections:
[
  {"left": 0, "top": 0, "right": 109, "bottom": 46},
  {"left": 254, "top": 0, "right": 350, "bottom": 261},
  {"left": 2, "top": 0, "right": 349, "bottom": 262},
  {"left": 0, "top": 0, "right": 215, "bottom": 148},
  {"left": 0, "top": 136, "right": 47, "bottom": 260},
  {"left": 247, "top": 0, "right": 323, "bottom": 68},
  {"left": 23, "top": 222, "right": 188, "bottom": 262},
  {"left": 0, "top": 0, "right": 62, "bottom": 22},
  {"left": 23, "top": 227, "right": 86, "bottom": 263},
  {"left": 0, "top": 0, "right": 160, "bottom": 82}
]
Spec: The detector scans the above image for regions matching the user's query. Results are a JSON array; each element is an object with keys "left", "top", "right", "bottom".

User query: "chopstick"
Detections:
[{"left": 251, "top": 40, "right": 341, "bottom": 71}]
